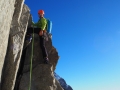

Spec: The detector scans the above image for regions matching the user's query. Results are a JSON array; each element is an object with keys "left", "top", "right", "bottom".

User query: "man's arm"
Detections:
[
  {"left": 32, "top": 21, "right": 38, "bottom": 27},
  {"left": 41, "top": 18, "right": 47, "bottom": 30}
]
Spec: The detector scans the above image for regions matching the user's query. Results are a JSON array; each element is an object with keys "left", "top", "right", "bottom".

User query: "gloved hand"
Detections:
[
  {"left": 31, "top": 21, "right": 35, "bottom": 27},
  {"left": 43, "top": 30, "right": 47, "bottom": 33},
  {"left": 32, "top": 21, "right": 34, "bottom": 24},
  {"left": 39, "top": 30, "right": 43, "bottom": 36}
]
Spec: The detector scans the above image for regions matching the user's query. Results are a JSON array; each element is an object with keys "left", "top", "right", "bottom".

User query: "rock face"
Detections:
[
  {"left": 1, "top": 1, "right": 30, "bottom": 90},
  {"left": 19, "top": 64, "right": 63, "bottom": 90},
  {"left": 0, "top": 0, "right": 16, "bottom": 83},
  {"left": 0, "top": 0, "right": 73, "bottom": 90},
  {"left": 20, "top": 64, "right": 55, "bottom": 90},
  {"left": 15, "top": 32, "right": 62, "bottom": 90},
  {"left": 54, "top": 73, "right": 73, "bottom": 90}
]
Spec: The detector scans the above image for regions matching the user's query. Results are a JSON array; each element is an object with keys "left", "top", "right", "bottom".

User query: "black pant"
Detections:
[
  {"left": 27, "top": 27, "right": 48, "bottom": 58},
  {"left": 40, "top": 36, "right": 48, "bottom": 58}
]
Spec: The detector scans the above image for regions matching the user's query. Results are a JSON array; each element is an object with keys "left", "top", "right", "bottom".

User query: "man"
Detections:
[{"left": 32, "top": 10, "right": 49, "bottom": 64}]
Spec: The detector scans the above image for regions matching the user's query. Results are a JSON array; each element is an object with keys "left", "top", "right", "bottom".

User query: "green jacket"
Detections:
[{"left": 32, "top": 17, "right": 47, "bottom": 30}]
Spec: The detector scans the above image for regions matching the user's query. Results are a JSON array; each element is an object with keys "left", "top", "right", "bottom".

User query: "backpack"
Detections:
[{"left": 46, "top": 19, "right": 52, "bottom": 34}]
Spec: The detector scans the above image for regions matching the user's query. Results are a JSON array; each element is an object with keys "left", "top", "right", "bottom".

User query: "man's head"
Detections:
[{"left": 38, "top": 10, "right": 44, "bottom": 18}]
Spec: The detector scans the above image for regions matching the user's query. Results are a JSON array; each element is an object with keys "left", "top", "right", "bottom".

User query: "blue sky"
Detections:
[{"left": 25, "top": 0, "right": 120, "bottom": 90}]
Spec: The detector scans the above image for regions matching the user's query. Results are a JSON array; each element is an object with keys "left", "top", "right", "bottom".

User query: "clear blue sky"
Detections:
[{"left": 25, "top": 0, "right": 120, "bottom": 90}]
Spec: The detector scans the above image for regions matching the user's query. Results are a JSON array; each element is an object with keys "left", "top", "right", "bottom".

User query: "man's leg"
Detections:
[{"left": 40, "top": 35, "right": 49, "bottom": 64}]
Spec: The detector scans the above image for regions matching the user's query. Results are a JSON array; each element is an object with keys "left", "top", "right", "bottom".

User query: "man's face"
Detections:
[{"left": 38, "top": 14, "right": 44, "bottom": 18}]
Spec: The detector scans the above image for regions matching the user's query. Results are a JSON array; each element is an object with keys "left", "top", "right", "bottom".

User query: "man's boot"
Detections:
[{"left": 44, "top": 57, "right": 49, "bottom": 64}]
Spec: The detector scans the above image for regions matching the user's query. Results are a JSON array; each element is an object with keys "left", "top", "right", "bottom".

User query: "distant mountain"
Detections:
[{"left": 54, "top": 72, "right": 73, "bottom": 90}]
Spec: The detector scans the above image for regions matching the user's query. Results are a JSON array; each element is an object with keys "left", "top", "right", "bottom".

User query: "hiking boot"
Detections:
[
  {"left": 44, "top": 57, "right": 49, "bottom": 64},
  {"left": 23, "top": 34, "right": 32, "bottom": 49}
]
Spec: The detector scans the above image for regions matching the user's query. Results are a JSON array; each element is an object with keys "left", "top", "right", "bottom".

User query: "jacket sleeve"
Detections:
[
  {"left": 41, "top": 18, "right": 47, "bottom": 30},
  {"left": 32, "top": 21, "right": 38, "bottom": 26}
]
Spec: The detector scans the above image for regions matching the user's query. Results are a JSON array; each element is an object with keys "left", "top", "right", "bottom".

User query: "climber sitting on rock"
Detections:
[
  {"left": 26, "top": 10, "right": 49, "bottom": 64},
  {"left": 34, "top": 10, "right": 49, "bottom": 64}
]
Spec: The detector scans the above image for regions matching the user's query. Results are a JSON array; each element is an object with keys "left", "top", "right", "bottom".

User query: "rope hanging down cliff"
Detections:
[{"left": 28, "top": 27, "right": 34, "bottom": 90}]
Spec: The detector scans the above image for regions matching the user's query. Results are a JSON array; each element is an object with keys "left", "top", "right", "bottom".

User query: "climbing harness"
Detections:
[{"left": 28, "top": 27, "right": 34, "bottom": 90}]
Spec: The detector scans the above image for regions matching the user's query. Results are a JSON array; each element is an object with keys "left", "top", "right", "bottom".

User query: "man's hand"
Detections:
[
  {"left": 32, "top": 21, "right": 34, "bottom": 24},
  {"left": 39, "top": 30, "right": 43, "bottom": 36},
  {"left": 43, "top": 30, "right": 46, "bottom": 33}
]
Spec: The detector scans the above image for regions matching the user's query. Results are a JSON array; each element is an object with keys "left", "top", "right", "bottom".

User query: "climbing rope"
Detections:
[{"left": 28, "top": 27, "right": 34, "bottom": 90}]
